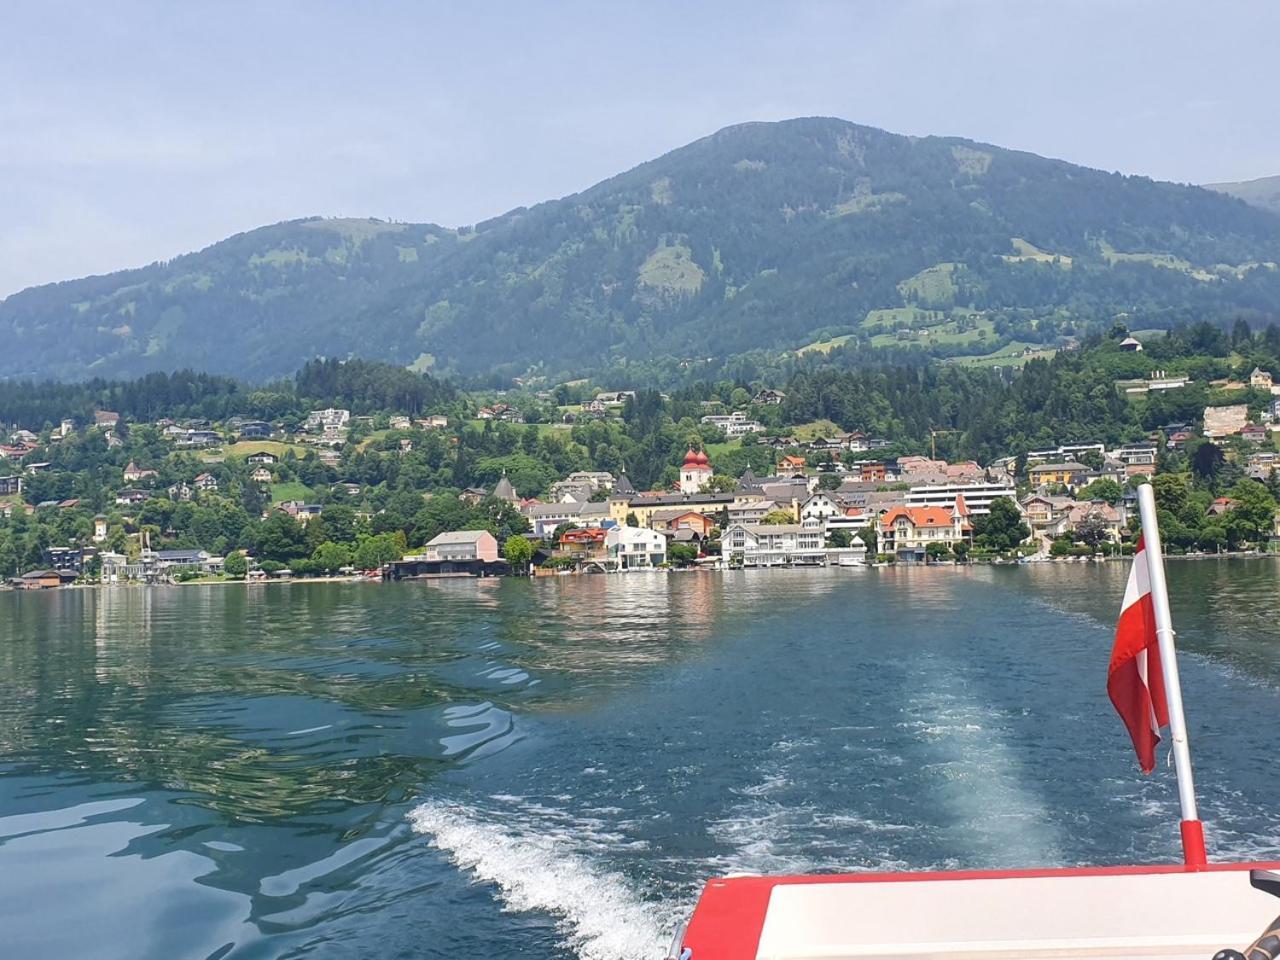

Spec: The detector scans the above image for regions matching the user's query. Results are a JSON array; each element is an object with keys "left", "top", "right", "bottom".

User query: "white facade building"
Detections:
[
  {"left": 722, "top": 520, "right": 826, "bottom": 567},
  {"left": 905, "top": 481, "right": 1018, "bottom": 516},
  {"left": 305, "top": 408, "right": 351, "bottom": 431},
  {"left": 700, "top": 411, "right": 766, "bottom": 438},
  {"left": 605, "top": 526, "right": 667, "bottom": 569}
]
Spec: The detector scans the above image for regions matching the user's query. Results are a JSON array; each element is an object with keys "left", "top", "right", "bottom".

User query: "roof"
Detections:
[
  {"left": 559, "top": 527, "right": 607, "bottom": 544},
  {"left": 630, "top": 492, "right": 735, "bottom": 507},
  {"left": 492, "top": 474, "right": 518, "bottom": 500},
  {"left": 155, "top": 549, "right": 206, "bottom": 560},
  {"left": 880, "top": 504, "right": 966, "bottom": 530},
  {"left": 1029, "top": 461, "right": 1088, "bottom": 472},
  {"left": 426, "top": 530, "right": 494, "bottom": 545},
  {"left": 737, "top": 523, "right": 809, "bottom": 535},
  {"left": 524, "top": 502, "right": 584, "bottom": 519},
  {"left": 612, "top": 472, "right": 635, "bottom": 495}
]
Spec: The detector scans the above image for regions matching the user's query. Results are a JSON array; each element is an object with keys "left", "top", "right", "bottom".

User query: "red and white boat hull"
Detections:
[{"left": 675, "top": 862, "right": 1280, "bottom": 959}]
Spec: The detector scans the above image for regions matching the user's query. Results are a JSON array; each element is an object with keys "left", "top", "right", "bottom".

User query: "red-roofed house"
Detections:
[
  {"left": 778, "top": 454, "right": 807, "bottom": 478},
  {"left": 879, "top": 496, "right": 973, "bottom": 559},
  {"left": 558, "top": 526, "right": 609, "bottom": 562}
]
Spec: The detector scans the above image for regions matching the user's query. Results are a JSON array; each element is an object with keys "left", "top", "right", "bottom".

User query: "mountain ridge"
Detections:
[
  {"left": 5, "top": 116, "right": 1280, "bottom": 383},
  {"left": 1206, "top": 174, "right": 1280, "bottom": 215}
]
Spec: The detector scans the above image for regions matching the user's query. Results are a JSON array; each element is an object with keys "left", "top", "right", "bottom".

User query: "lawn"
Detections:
[
  {"left": 270, "top": 482, "right": 314, "bottom": 504},
  {"left": 1098, "top": 240, "right": 1214, "bottom": 282},
  {"left": 357, "top": 429, "right": 390, "bottom": 451},
  {"left": 704, "top": 438, "right": 742, "bottom": 459},
  {"left": 945, "top": 341, "right": 1058, "bottom": 368},
  {"left": 862, "top": 306, "right": 941, "bottom": 330},
  {"left": 870, "top": 315, "right": 995, "bottom": 349},
  {"left": 465, "top": 419, "right": 575, "bottom": 438},
  {"left": 795, "top": 334, "right": 854, "bottom": 356},
  {"left": 896, "top": 262, "right": 961, "bottom": 307},
  {"left": 1003, "top": 237, "right": 1072, "bottom": 267},
  {"left": 224, "top": 440, "right": 310, "bottom": 459},
  {"left": 790, "top": 419, "right": 843, "bottom": 441}
]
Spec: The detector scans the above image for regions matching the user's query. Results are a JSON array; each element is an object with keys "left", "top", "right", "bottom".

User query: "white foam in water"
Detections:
[{"left": 409, "top": 800, "right": 667, "bottom": 960}]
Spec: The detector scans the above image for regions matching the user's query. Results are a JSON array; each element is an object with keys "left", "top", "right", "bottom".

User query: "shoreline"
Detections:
[{"left": 11, "top": 549, "right": 1277, "bottom": 592}]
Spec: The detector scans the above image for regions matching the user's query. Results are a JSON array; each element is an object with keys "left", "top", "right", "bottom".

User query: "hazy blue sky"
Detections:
[{"left": 2, "top": 0, "right": 1277, "bottom": 297}]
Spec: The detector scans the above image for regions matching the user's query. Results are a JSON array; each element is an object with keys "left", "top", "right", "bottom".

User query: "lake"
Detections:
[{"left": 2, "top": 561, "right": 1280, "bottom": 959}]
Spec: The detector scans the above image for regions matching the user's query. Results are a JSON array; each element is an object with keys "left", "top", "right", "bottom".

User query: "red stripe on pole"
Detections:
[{"left": 1180, "top": 820, "right": 1208, "bottom": 868}]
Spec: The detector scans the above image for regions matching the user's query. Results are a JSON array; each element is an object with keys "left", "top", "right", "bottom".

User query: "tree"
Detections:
[
  {"left": 973, "top": 497, "right": 1030, "bottom": 551},
  {"left": 503, "top": 534, "right": 534, "bottom": 574},
  {"left": 254, "top": 510, "right": 308, "bottom": 562},
  {"left": 1225, "top": 478, "right": 1277, "bottom": 545},
  {"left": 1076, "top": 477, "right": 1121, "bottom": 504},
  {"left": 1074, "top": 514, "right": 1110, "bottom": 551},
  {"left": 925, "top": 541, "right": 952, "bottom": 562},
  {"left": 352, "top": 532, "right": 405, "bottom": 570},
  {"left": 761, "top": 509, "right": 795, "bottom": 525},
  {"left": 1190, "top": 440, "right": 1225, "bottom": 486},
  {"left": 857, "top": 526, "right": 877, "bottom": 555},
  {"left": 311, "top": 541, "right": 351, "bottom": 574},
  {"left": 223, "top": 551, "right": 248, "bottom": 579},
  {"left": 667, "top": 542, "right": 698, "bottom": 566},
  {"left": 700, "top": 475, "right": 739, "bottom": 494}
]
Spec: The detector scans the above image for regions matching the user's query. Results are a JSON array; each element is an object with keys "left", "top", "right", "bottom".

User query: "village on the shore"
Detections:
[{"left": 4, "top": 349, "right": 1280, "bottom": 589}]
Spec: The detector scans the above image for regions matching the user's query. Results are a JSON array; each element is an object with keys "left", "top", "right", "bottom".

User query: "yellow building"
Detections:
[{"left": 1027, "top": 462, "right": 1089, "bottom": 489}]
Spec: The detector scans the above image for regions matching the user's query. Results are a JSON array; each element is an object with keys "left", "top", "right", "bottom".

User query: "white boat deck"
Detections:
[{"left": 680, "top": 864, "right": 1280, "bottom": 960}]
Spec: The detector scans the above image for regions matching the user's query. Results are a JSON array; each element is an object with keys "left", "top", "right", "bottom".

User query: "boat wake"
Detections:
[{"left": 409, "top": 799, "right": 668, "bottom": 960}]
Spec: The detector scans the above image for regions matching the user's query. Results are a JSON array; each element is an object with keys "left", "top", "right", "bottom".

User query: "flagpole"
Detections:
[{"left": 1135, "top": 482, "right": 1207, "bottom": 868}]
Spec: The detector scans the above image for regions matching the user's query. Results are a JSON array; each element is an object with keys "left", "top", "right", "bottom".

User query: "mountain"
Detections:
[
  {"left": 5, "top": 117, "right": 1280, "bottom": 382},
  {"left": 1206, "top": 175, "right": 1280, "bottom": 215}
]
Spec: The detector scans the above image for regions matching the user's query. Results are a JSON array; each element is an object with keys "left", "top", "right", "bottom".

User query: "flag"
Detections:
[{"left": 1107, "top": 535, "right": 1169, "bottom": 773}]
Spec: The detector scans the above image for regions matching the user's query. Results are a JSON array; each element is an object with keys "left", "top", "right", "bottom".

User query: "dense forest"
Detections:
[{"left": 4, "top": 118, "right": 1280, "bottom": 383}]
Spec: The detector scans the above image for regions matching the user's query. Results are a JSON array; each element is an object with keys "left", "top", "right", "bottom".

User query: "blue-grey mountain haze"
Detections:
[{"left": 2, "top": 0, "right": 1277, "bottom": 298}]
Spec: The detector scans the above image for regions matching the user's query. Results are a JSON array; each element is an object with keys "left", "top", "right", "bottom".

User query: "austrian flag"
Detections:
[{"left": 1107, "top": 536, "right": 1170, "bottom": 774}]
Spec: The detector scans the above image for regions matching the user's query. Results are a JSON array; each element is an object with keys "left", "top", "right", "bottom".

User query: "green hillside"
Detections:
[{"left": 5, "top": 117, "right": 1280, "bottom": 382}]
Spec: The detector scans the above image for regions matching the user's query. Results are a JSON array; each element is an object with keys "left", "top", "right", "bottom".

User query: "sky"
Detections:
[{"left": 2, "top": 0, "right": 1278, "bottom": 298}]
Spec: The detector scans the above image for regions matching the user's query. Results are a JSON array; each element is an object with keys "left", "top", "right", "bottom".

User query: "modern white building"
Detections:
[
  {"left": 700, "top": 411, "right": 766, "bottom": 437},
  {"left": 722, "top": 520, "right": 826, "bottom": 567},
  {"left": 605, "top": 526, "right": 667, "bottom": 569},
  {"left": 1026, "top": 443, "right": 1105, "bottom": 465},
  {"left": 905, "top": 481, "right": 1018, "bottom": 516},
  {"left": 305, "top": 408, "right": 351, "bottom": 431}
]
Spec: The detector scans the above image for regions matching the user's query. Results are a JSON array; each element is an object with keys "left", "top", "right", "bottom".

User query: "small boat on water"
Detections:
[{"left": 668, "top": 485, "right": 1280, "bottom": 960}]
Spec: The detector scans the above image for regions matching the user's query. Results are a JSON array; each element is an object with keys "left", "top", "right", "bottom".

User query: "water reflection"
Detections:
[{"left": 5, "top": 564, "right": 1279, "bottom": 960}]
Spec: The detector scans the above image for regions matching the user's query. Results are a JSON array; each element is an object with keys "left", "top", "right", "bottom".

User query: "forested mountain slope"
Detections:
[{"left": 5, "top": 117, "right": 1280, "bottom": 382}]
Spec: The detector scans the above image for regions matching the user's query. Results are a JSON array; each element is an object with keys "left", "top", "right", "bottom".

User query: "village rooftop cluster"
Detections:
[{"left": 4, "top": 357, "right": 1280, "bottom": 589}]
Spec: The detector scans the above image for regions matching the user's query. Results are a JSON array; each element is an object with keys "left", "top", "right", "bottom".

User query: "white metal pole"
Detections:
[{"left": 1136, "top": 483, "right": 1205, "bottom": 864}]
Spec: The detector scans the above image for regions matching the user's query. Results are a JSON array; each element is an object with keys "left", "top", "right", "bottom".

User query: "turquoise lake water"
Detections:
[{"left": 2, "top": 560, "right": 1279, "bottom": 959}]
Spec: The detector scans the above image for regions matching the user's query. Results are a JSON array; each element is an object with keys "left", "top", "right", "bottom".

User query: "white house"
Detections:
[
  {"left": 700, "top": 411, "right": 766, "bottom": 438},
  {"left": 305, "top": 408, "right": 350, "bottom": 431},
  {"left": 605, "top": 525, "right": 667, "bottom": 569},
  {"left": 722, "top": 521, "right": 826, "bottom": 567},
  {"left": 422, "top": 530, "right": 499, "bottom": 563}
]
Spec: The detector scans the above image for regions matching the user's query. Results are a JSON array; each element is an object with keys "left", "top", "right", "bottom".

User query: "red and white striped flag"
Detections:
[{"left": 1107, "top": 536, "right": 1170, "bottom": 774}]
